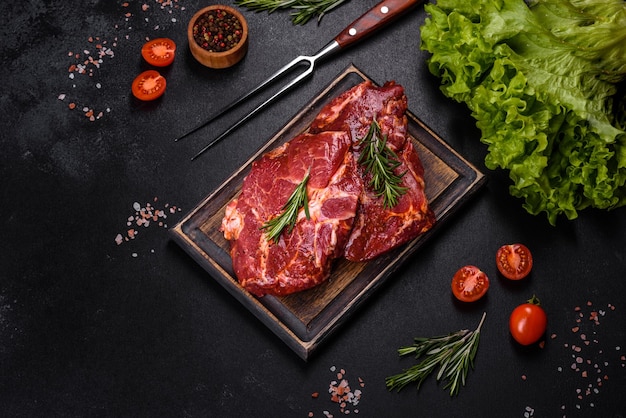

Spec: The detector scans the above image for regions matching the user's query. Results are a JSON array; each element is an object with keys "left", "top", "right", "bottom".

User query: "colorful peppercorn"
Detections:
[{"left": 192, "top": 9, "right": 243, "bottom": 53}]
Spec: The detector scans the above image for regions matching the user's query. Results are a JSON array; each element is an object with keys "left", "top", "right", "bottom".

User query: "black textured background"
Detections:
[{"left": 1, "top": 1, "right": 625, "bottom": 417}]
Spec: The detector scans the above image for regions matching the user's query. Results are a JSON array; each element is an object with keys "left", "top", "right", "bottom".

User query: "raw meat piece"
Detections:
[
  {"left": 309, "top": 80, "right": 408, "bottom": 151},
  {"left": 310, "top": 81, "right": 436, "bottom": 261},
  {"left": 343, "top": 138, "right": 435, "bottom": 261},
  {"left": 221, "top": 131, "right": 362, "bottom": 297},
  {"left": 222, "top": 80, "right": 436, "bottom": 296}
]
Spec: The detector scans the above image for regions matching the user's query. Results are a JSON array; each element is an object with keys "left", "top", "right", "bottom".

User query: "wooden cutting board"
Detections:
[{"left": 170, "top": 65, "right": 486, "bottom": 360}]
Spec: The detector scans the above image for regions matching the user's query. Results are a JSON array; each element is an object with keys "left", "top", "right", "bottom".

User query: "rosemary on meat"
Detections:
[
  {"left": 358, "top": 119, "right": 408, "bottom": 209},
  {"left": 261, "top": 169, "right": 311, "bottom": 243},
  {"left": 385, "top": 312, "right": 487, "bottom": 396},
  {"left": 235, "top": 0, "right": 349, "bottom": 25}
]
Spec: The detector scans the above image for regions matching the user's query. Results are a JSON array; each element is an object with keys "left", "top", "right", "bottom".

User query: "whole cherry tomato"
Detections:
[
  {"left": 451, "top": 265, "right": 490, "bottom": 302},
  {"left": 496, "top": 243, "right": 533, "bottom": 280},
  {"left": 509, "top": 295, "right": 547, "bottom": 345}
]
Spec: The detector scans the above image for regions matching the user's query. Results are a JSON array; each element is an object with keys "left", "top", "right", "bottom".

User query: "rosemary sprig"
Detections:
[
  {"left": 235, "top": 0, "right": 349, "bottom": 25},
  {"left": 385, "top": 312, "right": 487, "bottom": 396},
  {"left": 261, "top": 169, "right": 311, "bottom": 243},
  {"left": 357, "top": 119, "right": 408, "bottom": 209}
]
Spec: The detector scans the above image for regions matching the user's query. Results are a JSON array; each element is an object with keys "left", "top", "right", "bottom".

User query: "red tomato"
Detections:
[
  {"left": 451, "top": 265, "right": 490, "bottom": 302},
  {"left": 496, "top": 243, "right": 533, "bottom": 280},
  {"left": 509, "top": 296, "right": 547, "bottom": 345},
  {"left": 132, "top": 70, "right": 167, "bottom": 101},
  {"left": 141, "top": 38, "right": 176, "bottom": 67}
]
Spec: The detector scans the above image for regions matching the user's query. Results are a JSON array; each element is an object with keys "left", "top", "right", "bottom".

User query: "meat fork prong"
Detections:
[
  {"left": 189, "top": 41, "right": 340, "bottom": 160},
  {"left": 190, "top": 59, "right": 314, "bottom": 160},
  {"left": 175, "top": 54, "right": 314, "bottom": 143}
]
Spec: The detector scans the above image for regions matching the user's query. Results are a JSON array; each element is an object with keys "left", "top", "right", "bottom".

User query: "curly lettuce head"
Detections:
[{"left": 421, "top": 0, "right": 626, "bottom": 225}]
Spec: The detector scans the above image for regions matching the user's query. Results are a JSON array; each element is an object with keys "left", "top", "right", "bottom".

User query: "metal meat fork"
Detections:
[{"left": 177, "top": 0, "right": 424, "bottom": 160}]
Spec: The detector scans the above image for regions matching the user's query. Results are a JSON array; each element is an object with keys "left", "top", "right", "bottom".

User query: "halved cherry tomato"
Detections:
[
  {"left": 451, "top": 265, "right": 490, "bottom": 302},
  {"left": 509, "top": 296, "right": 547, "bottom": 345},
  {"left": 132, "top": 70, "right": 166, "bottom": 101},
  {"left": 141, "top": 38, "right": 176, "bottom": 67},
  {"left": 496, "top": 243, "right": 533, "bottom": 280}
]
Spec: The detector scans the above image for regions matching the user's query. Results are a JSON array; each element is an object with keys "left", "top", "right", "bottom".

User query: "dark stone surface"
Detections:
[{"left": 1, "top": 1, "right": 625, "bottom": 416}]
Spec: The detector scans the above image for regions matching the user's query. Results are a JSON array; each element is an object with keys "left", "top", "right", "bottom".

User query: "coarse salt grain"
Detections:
[
  {"left": 555, "top": 301, "right": 620, "bottom": 413},
  {"left": 523, "top": 405, "right": 535, "bottom": 417},
  {"left": 312, "top": 366, "right": 364, "bottom": 416},
  {"left": 115, "top": 198, "right": 182, "bottom": 253}
]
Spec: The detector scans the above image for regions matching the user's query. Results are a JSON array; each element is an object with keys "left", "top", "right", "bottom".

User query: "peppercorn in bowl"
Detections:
[{"left": 187, "top": 5, "right": 248, "bottom": 69}]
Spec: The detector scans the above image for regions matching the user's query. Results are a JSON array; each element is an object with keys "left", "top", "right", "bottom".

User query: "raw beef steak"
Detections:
[
  {"left": 221, "top": 131, "right": 362, "bottom": 297},
  {"left": 310, "top": 81, "right": 436, "bottom": 261}
]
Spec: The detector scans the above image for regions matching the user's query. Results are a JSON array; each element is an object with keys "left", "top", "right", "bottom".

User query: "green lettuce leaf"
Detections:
[{"left": 421, "top": 0, "right": 626, "bottom": 224}]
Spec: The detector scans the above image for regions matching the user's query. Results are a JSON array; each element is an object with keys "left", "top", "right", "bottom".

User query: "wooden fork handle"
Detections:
[{"left": 334, "top": 0, "right": 423, "bottom": 48}]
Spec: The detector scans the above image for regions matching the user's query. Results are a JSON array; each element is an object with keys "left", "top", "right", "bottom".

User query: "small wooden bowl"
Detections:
[{"left": 187, "top": 5, "right": 248, "bottom": 69}]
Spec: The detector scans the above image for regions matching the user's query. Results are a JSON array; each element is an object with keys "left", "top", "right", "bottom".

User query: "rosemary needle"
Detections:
[
  {"left": 235, "top": 0, "right": 349, "bottom": 25},
  {"left": 386, "top": 312, "right": 487, "bottom": 396},
  {"left": 358, "top": 119, "right": 408, "bottom": 209},
  {"left": 261, "top": 169, "right": 311, "bottom": 243}
]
